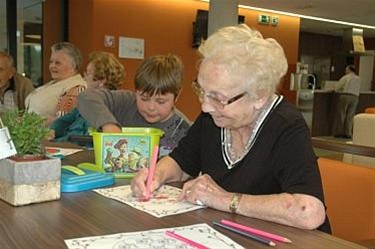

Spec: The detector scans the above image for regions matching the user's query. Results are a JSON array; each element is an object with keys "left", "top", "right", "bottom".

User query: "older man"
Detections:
[
  {"left": 0, "top": 51, "right": 34, "bottom": 113},
  {"left": 333, "top": 65, "right": 361, "bottom": 139}
]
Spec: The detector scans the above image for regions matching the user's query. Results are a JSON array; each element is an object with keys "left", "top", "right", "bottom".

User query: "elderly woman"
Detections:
[
  {"left": 49, "top": 51, "right": 125, "bottom": 144},
  {"left": 83, "top": 51, "right": 125, "bottom": 90},
  {"left": 131, "top": 24, "right": 330, "bottom": 233},
  {"left": 25, "top": 42, "right": 87, "bottom": 125}
]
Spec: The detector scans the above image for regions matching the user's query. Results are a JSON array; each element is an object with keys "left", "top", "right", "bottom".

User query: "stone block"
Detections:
[{"left": 0, "top": 158, "right": 61, "bottom": 206}]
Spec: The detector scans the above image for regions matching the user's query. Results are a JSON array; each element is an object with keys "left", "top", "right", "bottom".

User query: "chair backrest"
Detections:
[
  {"left": 351, "top": 113, "right": 375, "bottom": 167},
  {"left": 318, "top": 158, "right": 375, "bottom": 242},
  {"left": 365, "top": 107, "right": 375, "bottom": 114}
]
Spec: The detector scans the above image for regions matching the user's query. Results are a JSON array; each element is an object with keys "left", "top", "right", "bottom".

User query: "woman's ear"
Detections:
[
  {"left": 98, "top": 79, "right": 106, "bottom": 89},
  {"left": 253, "top": 92, "right": 268, "bottom": 110}
]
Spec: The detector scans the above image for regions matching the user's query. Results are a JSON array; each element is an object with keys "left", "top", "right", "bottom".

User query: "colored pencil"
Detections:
[
  {"left": 165, "top": 230, "right": 209, "bottom": 249},
  {"left": 145, "top": 145, "right": 159, "bottom": 200},
  {"left": 213, "top": 221, "right": 276, "bottom": 247},
  {"left": 221, "top": 219, "right": 292, "bottom": 243}
]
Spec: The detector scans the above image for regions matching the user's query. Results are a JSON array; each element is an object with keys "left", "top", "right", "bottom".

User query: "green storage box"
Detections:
[{"left": 91, "top": 127, "right": 164, "bottom": 178}]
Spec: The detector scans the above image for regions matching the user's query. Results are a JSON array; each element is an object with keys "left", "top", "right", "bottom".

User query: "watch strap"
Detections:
[{"left": 229, "top": 193, "right": 242, "bottom": 214}]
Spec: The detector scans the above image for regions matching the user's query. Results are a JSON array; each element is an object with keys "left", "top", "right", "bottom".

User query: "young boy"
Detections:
[{"left": 77, "top": 54, "right": 191, "bottom": 156}]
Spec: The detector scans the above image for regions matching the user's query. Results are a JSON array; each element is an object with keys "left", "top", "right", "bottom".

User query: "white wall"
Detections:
[{"left": 359, "top": 51, "right": 375, "bottom": 91}]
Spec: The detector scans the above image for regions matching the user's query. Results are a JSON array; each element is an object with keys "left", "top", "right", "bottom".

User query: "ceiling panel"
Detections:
[{"left": 238, "top": 0, "right": 375, "bottom": 37}]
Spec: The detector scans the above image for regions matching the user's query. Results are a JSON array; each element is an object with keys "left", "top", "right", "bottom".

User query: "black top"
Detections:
[{"left": 170, "top": 98, "right": 331, "bottom": 233}]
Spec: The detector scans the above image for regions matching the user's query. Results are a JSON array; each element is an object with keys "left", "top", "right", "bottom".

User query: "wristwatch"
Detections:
[{"left": 229, "top": 193, "right": 242, "bottom": 214}]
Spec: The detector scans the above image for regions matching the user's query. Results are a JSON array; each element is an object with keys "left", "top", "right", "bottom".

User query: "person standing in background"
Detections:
[
  {"left": 0, "top": 51, "right": 34, "bottom": 113},
  {"left": 333, "top": 65, "right": 361, "bottom": 139},
  {"left": 25, "top": 42, "right": 87, "bottom": 126}
]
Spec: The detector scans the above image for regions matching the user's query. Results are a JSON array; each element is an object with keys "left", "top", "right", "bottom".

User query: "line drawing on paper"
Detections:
[
  {"left": 65, "top": 223, "right": 245, "bottom": 249},
  {"left": 93, "top": 185, "right": 205, "bottom": 217}
]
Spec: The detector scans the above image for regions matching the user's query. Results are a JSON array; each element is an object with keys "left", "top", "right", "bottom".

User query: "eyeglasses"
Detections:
[{"left": 191, "top": 80, "right": 247, "bottom": 109}]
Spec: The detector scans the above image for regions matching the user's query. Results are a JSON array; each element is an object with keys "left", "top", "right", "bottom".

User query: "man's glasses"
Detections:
[{"left": 191, "top": 80, "right": 247, "bottom": 109}]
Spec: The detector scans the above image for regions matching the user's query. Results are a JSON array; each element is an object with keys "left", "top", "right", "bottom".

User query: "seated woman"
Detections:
[
  {"left": 49, "top": 51, "right": 125, "bottom": 145},
  {"left": 25, "top": 42, "right": 87, "bottom": 125},
  {"left": 131, "top": 24, "right": 331, "bottom": 233}
]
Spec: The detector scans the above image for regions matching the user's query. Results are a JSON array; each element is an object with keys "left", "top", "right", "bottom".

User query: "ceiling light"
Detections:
[
  {"left": 239, "top": 5, "right": 375, "bottom": 30},
  {"left": 25, "top": 34, "right": 41, "bottom": 39},
  {"left": 198, "top": 0, "right": 375, "bottom": 30}
]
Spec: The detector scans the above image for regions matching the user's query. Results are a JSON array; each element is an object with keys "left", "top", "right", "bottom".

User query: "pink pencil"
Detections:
[
  {"left": 165, "top": 230, "right": 209, "bottom": 249},
  {"left": 144, "top": 145, "right": 159, "bottom": 200},
  {"left": 221, "top": 219, "right": 292, "bottom": 243}
]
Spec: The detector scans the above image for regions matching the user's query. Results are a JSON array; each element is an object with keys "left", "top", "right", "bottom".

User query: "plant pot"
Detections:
[
  {"left": 0, "top": 157, "right": 61, "bottom": 206},
  {"left": 9, "top": 154, "right": 46, "bottom": 162}
]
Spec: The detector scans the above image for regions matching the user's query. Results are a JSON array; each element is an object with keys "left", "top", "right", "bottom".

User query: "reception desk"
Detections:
[{"left": 312, "top": 91, "right": 375, "bottom": 136}]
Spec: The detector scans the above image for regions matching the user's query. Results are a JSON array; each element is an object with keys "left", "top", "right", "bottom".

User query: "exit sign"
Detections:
[
  {"left": 271, "top": 16, "right": 279, "bottom": 26},
  {"left": 258, "top": 14, "right": 270, "bottom": 25}
]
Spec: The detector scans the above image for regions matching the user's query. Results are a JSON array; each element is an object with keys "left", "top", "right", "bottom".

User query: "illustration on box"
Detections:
[{"left": 101, "top": 136, "right": 152, "bottom": 174}]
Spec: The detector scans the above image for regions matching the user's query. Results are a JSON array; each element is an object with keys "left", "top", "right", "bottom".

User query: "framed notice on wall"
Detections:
[
  {"left": 118, "top": 37, "right": 144, "bottom": 59},
  {"left": 352, "top": 35, "right": 365, "bottom": 53}
]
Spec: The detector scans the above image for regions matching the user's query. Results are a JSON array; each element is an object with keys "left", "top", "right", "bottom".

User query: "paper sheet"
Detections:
[
  {"left": 65, "top": 223, "right": 244, "bottom": 249},
  {"left": 93, "top": 185, "right": 205, "bottom": 217},
  {"left": 45, "top": 147, "right": 83, "bottom": 159}
]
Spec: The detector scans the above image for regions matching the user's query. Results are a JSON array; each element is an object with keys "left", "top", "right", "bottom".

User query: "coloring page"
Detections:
[
  {"left": 65, "top": 223, "right": 244, "bottom": 249},
  {"left": 45, "top": 147, "right": 83, "bottom": 158},
  {"left": 93, "top": 185, "right": 205, "bottom": 217}
]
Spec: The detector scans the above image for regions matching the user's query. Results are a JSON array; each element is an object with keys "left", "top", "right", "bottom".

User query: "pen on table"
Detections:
[
  {"left": 165, "top": 230, "right": 209, "bottom": 249},
  {"left": 213, "top": 221, "right": 276, "bottom": 247},
  {"left": 221, "top": 219, "right": 292, "bottom": 243},
  {"left": 144, "top": 145, "right": 159, "bottom": 200}
]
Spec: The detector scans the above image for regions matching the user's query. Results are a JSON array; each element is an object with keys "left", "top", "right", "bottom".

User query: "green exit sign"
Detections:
[
  {"left": 258, "top": 14, "right": 270, "bottom": 25},
  {"left": 271, "top": 16, "right": 279, "bottom": 26}
]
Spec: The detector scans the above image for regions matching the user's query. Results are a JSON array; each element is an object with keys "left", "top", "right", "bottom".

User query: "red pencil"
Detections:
[
  {"left": 144, "top": 145, "right": 159, "bottom": 200},
  {"left": 165, "top": 230, "right": 209, "bottom": 249},
  {"left": 221, "top": 219, "right": 292, "bottom": 243}
]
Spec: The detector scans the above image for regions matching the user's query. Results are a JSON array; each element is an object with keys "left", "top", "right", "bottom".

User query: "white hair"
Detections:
[{"left": 198, "top": 24, "right": 288, "bottom": 100}]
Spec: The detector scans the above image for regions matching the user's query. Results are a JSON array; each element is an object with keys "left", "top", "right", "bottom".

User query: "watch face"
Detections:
[{"left": 230, "top": 193, "right": 242, "bottom": 213}]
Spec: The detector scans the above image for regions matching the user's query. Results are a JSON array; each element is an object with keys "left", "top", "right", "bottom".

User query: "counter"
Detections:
[{"left": 312, "top": 91, "right": 375, "bottom": 136}]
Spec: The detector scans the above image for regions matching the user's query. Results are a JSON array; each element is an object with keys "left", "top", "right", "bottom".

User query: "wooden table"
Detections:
[{"left": 0, "top": 148, "right": 365, "bottom": 249}]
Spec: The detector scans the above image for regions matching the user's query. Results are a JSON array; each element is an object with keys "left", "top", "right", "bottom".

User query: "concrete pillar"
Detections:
[{"left": 208, "top": 0, "right": 239, "bottom": 36}]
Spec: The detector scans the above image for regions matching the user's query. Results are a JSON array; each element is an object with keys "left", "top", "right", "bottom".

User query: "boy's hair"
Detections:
[
  {"left": 89, "top": 51, "right": 125, "bottom": 90},
  {"left": 134, "top": 54, "right": 184, "bottom": 97}
]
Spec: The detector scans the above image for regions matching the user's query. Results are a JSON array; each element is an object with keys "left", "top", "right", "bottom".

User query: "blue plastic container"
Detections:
[{"left": 61, "top": 166, "right": 115, "bottom": 193}]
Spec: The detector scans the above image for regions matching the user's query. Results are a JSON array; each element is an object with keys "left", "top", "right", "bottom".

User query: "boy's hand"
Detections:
[{"left": 102, "top": 123, "right": 121, "bottom": 133}]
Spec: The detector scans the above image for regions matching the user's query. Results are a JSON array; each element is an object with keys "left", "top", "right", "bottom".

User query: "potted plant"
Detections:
[
  {"left": 0, "top": 110, "right": 61, "bottom": 206},
  {"left": 2, "top": 110, "right": 49, "bottom": 160}
]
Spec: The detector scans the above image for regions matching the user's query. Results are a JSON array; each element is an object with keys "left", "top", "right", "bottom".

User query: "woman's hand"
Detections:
[
  {"left": 178, "top": 174, "right": 228, "bottom": 207},
  {"left": 45, "top": 115, "right": 57, "bottom": 127},
  {"left": 47, "top": 130, "right": 55, "bottom": 140},
  {"left": 130, "top": 167, "right": 162, "bottom": 198}
]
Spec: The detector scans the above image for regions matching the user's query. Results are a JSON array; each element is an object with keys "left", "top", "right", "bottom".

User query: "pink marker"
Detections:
[
  {"left": 144, "top": 145, "right": 159, "bottom": 200},
  {"left": 165, "top": 230, "right": 209, "bottom": 249},
  {"left": 221, "top": 219, "right": 292, "bottom": 243}
]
